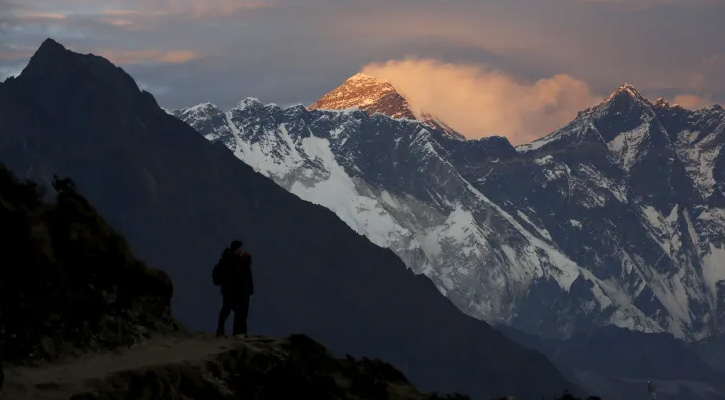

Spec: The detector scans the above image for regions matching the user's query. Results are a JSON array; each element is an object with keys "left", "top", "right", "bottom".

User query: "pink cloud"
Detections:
[
  {"left": 98, "top": 49, "right": 201, "bottom": 65},
  {"left": 672, "top": 94, "right": 713, "bottom": 110},
  {"left": 114, "top": 0, "right": 273, "bottom": 20},
  {"left": 14, "top": 12, "right": 68, "bottom": 20},
  {"left": 362, "top": 59, "right": 602, "bottom": 145},
  {"left": 0, "top": 51, "right": 33, "bottom": 61}
]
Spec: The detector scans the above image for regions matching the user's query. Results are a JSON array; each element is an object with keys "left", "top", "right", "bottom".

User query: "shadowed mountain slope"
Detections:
[{"left": 0, "top": 38, "right": 575, "bottom": 400}]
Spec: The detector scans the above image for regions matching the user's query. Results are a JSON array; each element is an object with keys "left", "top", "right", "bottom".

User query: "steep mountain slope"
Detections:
[
  {"left": 0, "top": 164, "right": 462, "bottom": 400},
  {"left": 175, "top": 79, "right": 725, "bottom": 343},
  {"left": 0, "top": 39, "right": 576, "bottom": 400}
]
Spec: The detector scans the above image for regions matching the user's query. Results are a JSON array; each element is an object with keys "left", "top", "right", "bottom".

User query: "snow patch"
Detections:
[
  {"left": 702, "top": 244, "right": 725, "bottom": 308},
  {"left": 287, "top": 136, "right": 410, "bottom": 250},
  {"left": 517, "top": 210, "right": 553, "bottom": 241}
]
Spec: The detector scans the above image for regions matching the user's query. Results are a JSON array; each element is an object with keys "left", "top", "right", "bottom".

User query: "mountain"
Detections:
[
  {"left": 0, "top": 166, "right": 471, "bottom": 400},
  {"left": 309, "top": 73, "right": 417, "bottom": 120},
  {"left": 497, "top": 325, "right": 725, "bottom": 400},
  {"left": 175, "top": 79, "right": 725, "bottom": 344},
  {"left": 0, "top": 165, "right": 501, "bottom": 400},
  {"left": 0, "top": 39, "right": 577, "bottom": 400},
  {"left": 307, "top": 73, "right": 465, "bottom": 140}
]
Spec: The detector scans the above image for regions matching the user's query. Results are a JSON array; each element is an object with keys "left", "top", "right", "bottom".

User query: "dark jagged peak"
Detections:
[
  {"left": 10, "top": 37, "right": 148, "bottom": 117},
  {"left": 308, "top": 72, "right": 417, "bottom": 120},
  {"left": 34, "top": 38, "right": 68, "bottom": 57},
  {"left": 22, "top": 38, "right": 99, "bottom": 78}
]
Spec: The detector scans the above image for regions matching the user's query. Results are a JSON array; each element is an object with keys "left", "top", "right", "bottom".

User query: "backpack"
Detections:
[{"left": 212, "top": 259, "right": 225, "bottom": 286}]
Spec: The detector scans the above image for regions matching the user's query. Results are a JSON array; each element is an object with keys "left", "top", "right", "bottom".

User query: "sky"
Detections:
[{"left": 1, "top": 0, "right": 724, "bottom": 144}]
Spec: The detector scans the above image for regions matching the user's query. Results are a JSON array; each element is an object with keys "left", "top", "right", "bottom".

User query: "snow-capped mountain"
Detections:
[
  {"left": 309, "top": 73, "right": 416, "bottom": 119},
  {"left": 307, "top": 73, "right": 465, "bottom": 140},
  {"left": 172, "top": 79, "right": 725, "bottom": 342}
]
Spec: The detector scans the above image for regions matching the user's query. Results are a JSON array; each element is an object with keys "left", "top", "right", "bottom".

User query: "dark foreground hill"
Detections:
[
  {"left": 0, "top": 164, "right": 179, "bottom": 365},
  {"left": 0, "top": 164, "right": 575, "bottom": 400},
  {"left": 0, "top": 163, "right": 462, "bottom": 400},
  {"left": 0, "top": 38, "right": 576, "bottom": 399}
]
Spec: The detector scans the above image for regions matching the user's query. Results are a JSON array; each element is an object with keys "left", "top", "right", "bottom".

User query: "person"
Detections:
[{"left": 215, "top": 240, "right": 254, "bottom": 337}]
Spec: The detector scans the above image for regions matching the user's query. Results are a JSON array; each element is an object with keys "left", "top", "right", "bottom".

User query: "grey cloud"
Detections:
[{"left": 1, "top": 0, "right": 723, "bottom": 128}]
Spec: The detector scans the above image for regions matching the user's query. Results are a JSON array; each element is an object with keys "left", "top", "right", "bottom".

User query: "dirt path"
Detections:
[{"left": 1, "top": 333, "right": 262, "bottom": 400}]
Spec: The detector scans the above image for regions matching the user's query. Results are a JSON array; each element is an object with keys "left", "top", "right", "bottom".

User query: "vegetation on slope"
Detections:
[{"left": 0, "top": 164, "right": 179, "bottom": 364}]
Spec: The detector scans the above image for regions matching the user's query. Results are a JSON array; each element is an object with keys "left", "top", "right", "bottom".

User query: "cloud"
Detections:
[
  {"left": 3, "top": 0, "right": 272, "bottom": 27},
  {"left": 14, "top": 12, "right": 68, "bottom": 20},
  {"left": 88, "top": 0, "right": 271, "bottom": 20},
  {"left": 362, "top": 59, "right": 601, "bottom": 144},
  {"left": 98, "top": 49, "right": 201, "bottom": 65},
  {"left": 0, "top": 65, "right": 24, "bottom": 80},
  {"left": 0, "top": 44, "right": 34, "bottom": 61},
  {"left": 157, "top": 0, "right": 273, "bottom": 19},
  {"left": 672, "top": 94, "right": 713, "bottom": 110},
  {"left": 2, "top": 0, "right": 722, "bottom": 117}
]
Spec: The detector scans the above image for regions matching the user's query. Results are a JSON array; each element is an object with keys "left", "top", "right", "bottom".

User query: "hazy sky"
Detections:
[{"left": 1, "top": 0, "right": 723, "bottom": 143}]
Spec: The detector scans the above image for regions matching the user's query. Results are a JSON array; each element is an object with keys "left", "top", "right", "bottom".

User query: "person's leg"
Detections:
[
  {"left": 232, "top": 295, "right": 250, "bottom": 335},
  {"left": 217, "top": 295, "right": 232, "bottom": 337}
]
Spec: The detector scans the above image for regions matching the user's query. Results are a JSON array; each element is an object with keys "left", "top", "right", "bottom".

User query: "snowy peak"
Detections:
[
  {"left": 654, "top": 98, "right": 675, "bottom": 109},
  {"left": 308, "top": 72, "right": 417, "bottom": 120},
  {"left": 308, "top": 73, "right": 466, "bottom": 140},
  {"left": 519, "top": 83, "right": 662, "bottom": 153},
  {"left": 602, "top": 83, "right": 651, "bottom": 105},
  {"left": 346, "top": 72, "right": 388, "bottom": 85},
  {"left": 596, "top": 83, "right": 655, "bottom": 121}
]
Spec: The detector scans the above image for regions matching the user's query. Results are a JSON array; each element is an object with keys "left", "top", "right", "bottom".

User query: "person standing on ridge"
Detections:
[{"left": 213, "top": 240, "right": 254, "bottom": 337}]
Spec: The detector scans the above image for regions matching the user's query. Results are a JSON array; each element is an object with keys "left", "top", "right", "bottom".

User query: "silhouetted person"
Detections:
[{"left": 215, "top": 240, "right": 254, "bottom": 337}]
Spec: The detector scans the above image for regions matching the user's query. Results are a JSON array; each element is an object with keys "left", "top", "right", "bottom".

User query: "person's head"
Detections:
[{"left": 230, "top": 240, "right": 243, "bottom": 254}]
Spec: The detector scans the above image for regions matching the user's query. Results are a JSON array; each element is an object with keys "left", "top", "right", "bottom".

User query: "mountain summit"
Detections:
[
  {"left": 308, "top": 73, "right": 464, "bottom": 140},
  {"left": 308, "top": 73, "right": 417, "bottom": 120}
]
